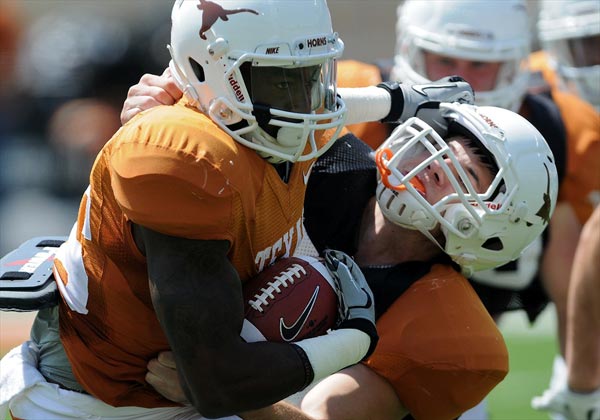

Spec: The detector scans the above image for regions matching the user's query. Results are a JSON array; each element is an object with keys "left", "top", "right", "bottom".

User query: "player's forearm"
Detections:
[
  {"left": 540, "top": 203, "right": 581, "bottom": 355},
  {"left": 338, "top": 87, "right": 391, "bottom": 125},
  {"left": 567, "top": 207, "right": 600, "bottom": 392}
]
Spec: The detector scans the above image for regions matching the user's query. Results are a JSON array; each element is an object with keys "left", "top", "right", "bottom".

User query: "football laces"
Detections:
[{"left": 248, "top": 264, "right": 306, "bottom": 312}]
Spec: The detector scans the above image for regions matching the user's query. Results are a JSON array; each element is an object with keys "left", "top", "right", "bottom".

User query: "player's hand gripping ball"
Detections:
[{"left": 242, "top": 256, "right": 338, "bottom": 343}]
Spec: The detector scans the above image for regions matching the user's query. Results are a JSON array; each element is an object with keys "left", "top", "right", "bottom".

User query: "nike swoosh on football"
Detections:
[
  {"left": 279, "top": 286, "right": 320, "bottom": 342},
  {"left": 303, "top": 161, "right": 316, "bottom": 185}
]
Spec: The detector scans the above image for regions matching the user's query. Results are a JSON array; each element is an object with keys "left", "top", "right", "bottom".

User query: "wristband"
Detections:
[
  {"left": 376, "top": 81, "right": 405, "bottom": 123},
  {"left": 294, "top": 328, "right": 370, "bottom": 385},
  {"left": 290, "top": 344, "right": 315, "bottom": 391},
  {"left": 337, "top": 318, "right": 379, "bottom": 360}
]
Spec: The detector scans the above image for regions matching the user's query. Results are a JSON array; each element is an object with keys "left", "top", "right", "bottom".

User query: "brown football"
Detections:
[{"left": 242, "top": 256, "right": 338, "bottom": 343}]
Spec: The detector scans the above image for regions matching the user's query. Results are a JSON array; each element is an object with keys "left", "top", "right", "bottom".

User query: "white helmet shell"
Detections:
[{"left": 375, "top": 103, "right": 558, "bottom": 276}]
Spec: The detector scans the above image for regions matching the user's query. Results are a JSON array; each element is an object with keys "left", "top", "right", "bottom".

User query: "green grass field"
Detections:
[
  {"left": 0, "top": 309, "right": 559, "bottom": 420},
  {"left": 486, "top": 309, "right": 559, "bottom": 420}
]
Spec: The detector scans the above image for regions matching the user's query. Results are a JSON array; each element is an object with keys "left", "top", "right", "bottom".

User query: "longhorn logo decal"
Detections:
[
  {"left": 197, "top": 0, "right": 259, "bottom": 40},
  {"left": 533, "top": 163, "right": 553, "bottom": 226}
]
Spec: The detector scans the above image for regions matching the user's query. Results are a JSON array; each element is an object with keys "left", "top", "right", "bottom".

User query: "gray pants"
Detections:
[{"left": 30, "top": 306, "right": 86, "bottom": 393}]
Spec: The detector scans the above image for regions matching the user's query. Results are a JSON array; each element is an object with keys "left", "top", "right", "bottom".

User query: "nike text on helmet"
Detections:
[
  {"left": 538, "top": 0, "right": 600, "bottom": 110},
  {"left": 168, "top": 0, "right": 347, "bottom": 163},
  {"left": 375, "top": 102, "right": 559, "bottom": 276},
  {"left": 391, "top": 0, "right": 531, "bottom": 111}
]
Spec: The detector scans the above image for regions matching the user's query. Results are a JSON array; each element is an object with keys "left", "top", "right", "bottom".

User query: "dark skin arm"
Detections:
[{"left": 134, "top": 224, "right": 308, "bottom": 418}]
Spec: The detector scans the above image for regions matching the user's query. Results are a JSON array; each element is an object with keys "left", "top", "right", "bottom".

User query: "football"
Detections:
[{"left": 241, "top": 255, "right": 338, "bottom": 343}]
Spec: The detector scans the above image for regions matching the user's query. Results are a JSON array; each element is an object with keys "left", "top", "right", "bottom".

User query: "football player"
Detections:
[
  {"left": 533, "top": 0, "right": 600, "bottom": 112},
  {"left": 0, "top": 1, "right": 476, "bottom": 420},
  {"left": 123, "top": 79, "right": 559, "bottom": 418},
  {"left": 337, "top": 1, "right": 598, "bottom": 417}
]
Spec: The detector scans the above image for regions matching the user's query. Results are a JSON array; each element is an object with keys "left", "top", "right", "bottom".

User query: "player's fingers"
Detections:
[
  {"left": 121, "top": 97, "right": 164, "bottom": 124},
  {"left": 120, "top": 106, "right": 142, "bottom": 125},
  {"left": 138, "top": 71, "right": 181, "bottom": 103},
  {"left": 158, "top": 350, "right": 177, "bottom": 369},
  {"left": 127, "top": 74, "right": 178, "bottom": 103},
  {"left": 159, "top": 70, "right": 183, "bottom": 102},
  {"left": 145, "top": 371, "right": 178, "bottom": 401},
  {"left": 146, "top": 359, "right": 188, "bottom": 403}
]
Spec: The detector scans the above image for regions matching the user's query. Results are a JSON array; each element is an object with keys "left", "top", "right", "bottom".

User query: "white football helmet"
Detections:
[
  {"left": 375, "top": 103, "right": 558, "bottom": 276},
  {"left": 538, "top": 0, "right": 600, "bottom": 110},
  {"left": 391, "top": 0, "right": 531, "bottom": 111},
  {"left": 168, "top": 0, "right": 346, "bottom": 163}
]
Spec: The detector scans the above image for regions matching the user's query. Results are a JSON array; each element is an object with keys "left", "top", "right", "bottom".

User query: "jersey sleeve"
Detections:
[
  {"left": 110, "top": 140, "right": 235, "bottom": 240},
  {"left": 106, "top": 103, "right": 254, "bottom": 242}
]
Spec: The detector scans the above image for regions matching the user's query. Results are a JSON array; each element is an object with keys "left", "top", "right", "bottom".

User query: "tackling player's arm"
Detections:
[
  {"left": 120, "top": 70, "right": 474, "bottom": 134},
  {"left": 134, "top": 224, "right": 310, "bottom": 417},
  {"left": 145, "top": 350, "right": 317, "bottom": 420},
  {"left": 120, "top": 68, "right": 182, "bottom": 125}
]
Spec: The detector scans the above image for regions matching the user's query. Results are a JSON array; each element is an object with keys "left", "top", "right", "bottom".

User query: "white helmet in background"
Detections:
[
  {"left": 392, "top": 0, "right": 531, "bottom": 111},
  {"left": 169, "top": 0, "right": 346, "bottom": 163},
  {"left": 538, "top": 0, "right": 600, "bottom": 110},
  {"left": 375, "top": 103, "right": 558, "bottom": 276}
]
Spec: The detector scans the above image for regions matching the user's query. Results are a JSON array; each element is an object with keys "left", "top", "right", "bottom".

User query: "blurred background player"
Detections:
[
  {"left": 532, "top": 205, "right": 600, "bottom": 420},
  {"left": 532, "top": 0, "right": 600, "bottom": 112}
]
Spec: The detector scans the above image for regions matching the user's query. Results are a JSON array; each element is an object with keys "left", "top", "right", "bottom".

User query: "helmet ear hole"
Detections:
[
  {"left": 481, "top": 237, "right": 504, "bottom": 251},
  {"left": 189, "top": 58, "right": 205, "bottom": 82}
]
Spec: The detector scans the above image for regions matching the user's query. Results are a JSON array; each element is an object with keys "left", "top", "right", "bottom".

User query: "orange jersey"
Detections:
[
  {"left": 53, "top": 99, "right": 317, "bottom": 408},
  {"left": 337, "top": 60, "right": 390, "bottom": 149},
  {"left": 365, "top": 264, "right": 508, "bottom": 420},
  {"left": 529, "top": 51, "right": 600, "bottom": 223},
  {"left": 529, "top": 51, "right": 561, "bottom": 92}
]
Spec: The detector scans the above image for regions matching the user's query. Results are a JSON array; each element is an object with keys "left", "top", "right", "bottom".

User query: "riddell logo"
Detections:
[
  {"left": 306, "top": 37, "right": 327, "bottom": 48},
  {"left": 197, "top": 0, "right": 258, "bottom": 40},
  {"left": 472, "top": 201, "right": 502, "bottom": 210},
  {"left": 229, "top": 75, "right": 245, "bottom": 102},
  {"left": 479, "top": 113, "right": 499, "bottom": 129}
]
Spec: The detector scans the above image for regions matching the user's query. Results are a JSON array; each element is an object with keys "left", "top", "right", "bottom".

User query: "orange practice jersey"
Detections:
[
  {"left": 529, "top": 51, "right": 600, "bottom": 224},
  {"left": 365, "top": 265, "right": 508, "bottom": 420},
  {"left": 53, "top": 99, "right": 317, "bottom": 408},
  {"left": 337, "top": 60, "right": 390, "bottom": 149}
]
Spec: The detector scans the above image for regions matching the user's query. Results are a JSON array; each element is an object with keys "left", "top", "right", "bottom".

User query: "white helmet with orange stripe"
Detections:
[{"left": 374, "top": 102, "right": 558, "bottom": 275}]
